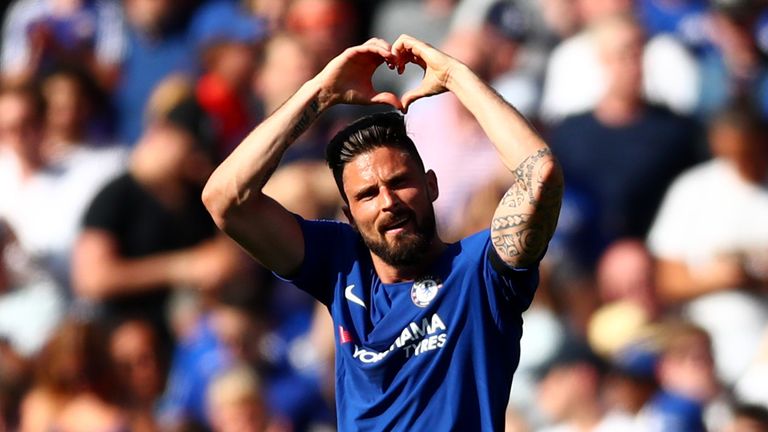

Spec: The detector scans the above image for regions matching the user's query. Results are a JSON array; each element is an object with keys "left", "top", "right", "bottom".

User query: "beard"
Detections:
[{"left": 359, "top": 206, "right": 437, "bottom": 267}]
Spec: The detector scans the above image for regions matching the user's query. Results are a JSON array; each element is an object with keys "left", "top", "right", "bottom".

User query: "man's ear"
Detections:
[
  {"left": 342, "top": 205, "right": 357, "bottom": 231},
  {"left": 426, "top": 169, "right": 439, "bottom": 202}
]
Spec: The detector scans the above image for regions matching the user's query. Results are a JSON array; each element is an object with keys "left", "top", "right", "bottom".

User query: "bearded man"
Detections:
[{"left": 202, "top": 35, "right": 563, "bottom": 430}]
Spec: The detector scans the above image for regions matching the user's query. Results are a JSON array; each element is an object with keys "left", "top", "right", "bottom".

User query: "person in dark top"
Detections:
[
  {"left": 549, "top": 14, "right": 701, "bottom": 250},
  {"left": 72, "top": 99, "right": 242, "bottom": 342}
]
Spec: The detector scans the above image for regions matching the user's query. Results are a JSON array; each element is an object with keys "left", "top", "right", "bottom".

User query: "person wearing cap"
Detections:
[{"left": 72, "top": 98, "right": 243, "bottom": 344}]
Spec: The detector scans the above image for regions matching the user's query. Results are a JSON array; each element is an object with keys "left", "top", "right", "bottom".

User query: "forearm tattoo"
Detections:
[
  {"left": 288, "top": 99, "right": 320, "bottom": 143},
  {"left": 491, "top": 148, "right": 563, "bottom": 266}
]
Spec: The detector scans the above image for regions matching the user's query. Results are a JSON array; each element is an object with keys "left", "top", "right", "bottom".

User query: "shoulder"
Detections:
[
  {"left": 643, "top": 104, "right": 697, "bottom": 127},
  {"left": 94, "top": 172, "right": 135, "bottom": 198},
  {"left": 666, "top": 160, "right": 720, "bottom": 193}
]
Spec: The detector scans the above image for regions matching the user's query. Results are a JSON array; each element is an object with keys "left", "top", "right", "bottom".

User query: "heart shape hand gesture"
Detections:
[{"left": 316, "top": 35, "right": 457, "bottom": 113}]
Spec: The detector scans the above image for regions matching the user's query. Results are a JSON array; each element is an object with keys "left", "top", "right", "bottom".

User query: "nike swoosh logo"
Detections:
[{"left": 345, "top": 284, "right": 366, "bottom": 309}]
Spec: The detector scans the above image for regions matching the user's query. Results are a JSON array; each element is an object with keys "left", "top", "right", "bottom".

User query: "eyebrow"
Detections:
[{"left": 350, "top": 169, "right": 412, "bottom": 201}]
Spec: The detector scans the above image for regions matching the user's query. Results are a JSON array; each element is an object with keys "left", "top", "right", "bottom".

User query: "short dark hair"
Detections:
[{"left": 326, "top": 112, "right": 424, "bottom": 200}]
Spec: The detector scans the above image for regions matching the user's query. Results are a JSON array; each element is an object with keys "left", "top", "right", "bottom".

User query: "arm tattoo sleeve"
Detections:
[{"left": 491, "top": 148, "right": 563, "bottom": 267}]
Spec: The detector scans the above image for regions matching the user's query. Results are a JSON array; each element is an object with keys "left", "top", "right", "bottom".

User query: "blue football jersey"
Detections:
[{"left": 283, "top": 217, "right": 540, "bottom": 431}]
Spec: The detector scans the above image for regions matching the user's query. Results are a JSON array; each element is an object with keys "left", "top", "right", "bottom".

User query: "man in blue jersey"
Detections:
[{"left": 203, "top": 35, "right": 563, "bottom": 430}]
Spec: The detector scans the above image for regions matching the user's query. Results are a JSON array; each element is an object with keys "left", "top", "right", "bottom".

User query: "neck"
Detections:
[
  {"left": 734, "top": 157, "right": 768, "bottom": 184},
  {"left": 130, "top": 163, "right": 187, "bottom": 210},
  {"left": 595, "top": 93, "right": 643, "bottom": 126},
  {"left": 12, "top": 148, "right": 45, "bottom": 180},
  {"left": 371, "top": 238, "right": 447, "bottom": 284},
  {"left": 42, "top": 133, "right": 82, "bottom": 162},
  {"left": 568, "top": 401, "right": 604, "bottom": 432}
]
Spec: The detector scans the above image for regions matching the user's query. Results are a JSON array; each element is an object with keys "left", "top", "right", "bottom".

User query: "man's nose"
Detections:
[{"left": 379, "top": 187, "right": 401, "bottom": 211}]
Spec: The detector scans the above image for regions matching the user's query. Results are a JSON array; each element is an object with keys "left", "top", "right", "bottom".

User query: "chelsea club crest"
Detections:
[{"left": 411, "top": 277, "right": 442, "bottom": 308}]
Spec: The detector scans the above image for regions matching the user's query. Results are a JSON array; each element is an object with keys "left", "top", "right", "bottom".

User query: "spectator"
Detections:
[
  {"left": 0, "top": 82, "right": 123, "bottom": 294},
  {"left": 647, "top": 101, "right": 768, "bottom": 384},
  {"left": 550, "top": 13, "right": 700, "bottom": 248},
  {"left": 71, "top": 98, "right": 243, "bottom": 342},
  {"left": 115, "top": 0, "right": 197, "bottom": 144},
  {"left": 191, "top": 0, "right": 266, "bottom": 155},
  {"left": 159, "top": 303, "right": 254, "bottom": 429},
  {"left": 19, "top": 317, "right": 126, "bottom": 432},
  {"left": 207, "top": 365, "right": 277, "bottom": 432},
  {"left": 253, "top": 33, "right": 335, "bottom": 165},
  {"left": 535, "top": 338, "right": 637, "bottom": 432},
  {"left": 596, "top": 239, "right": 660, "bottom": 318},
  {"left": 38, "top": 68, "right": 127, "bottom": 290},
  {"left": 637, "top": 321, "right": 720, "bottom": 432},
  {"left": 697, "top": 0, "right": 768, "bottom": 119},
  {"left": 284, "top": 0, "right": 360, "bottom": 66},
  {"left": 540, "top": 4, "right": 700, "bottom": 122},
  {"left": 0, "top": 0, "right": 125, "bottom": 87},
  {"left": 109, "top": 318, "right": 167, "bottom": 432}
]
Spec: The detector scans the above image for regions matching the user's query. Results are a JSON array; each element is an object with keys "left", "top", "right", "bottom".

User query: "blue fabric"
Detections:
[
  {"left": 115, "top": 29, "right": 196, "bottom": 145},
  {"left": 282, "top": 218, "right": 539, "bottom": 431},
  {"left": 637, "top": 0, "right": 711, "bottom": 52},
  {"left": 697, "top": 48, "right": 768, "bottom": 120},
  {"left": 549, "top": 106, "right": 700, "bottom": 243},
  {"left": 644, "top": 390, "right": 707, "bottom": 432},
  {"left": 158, "top": 315, "right": 232, "bottom": 426}
]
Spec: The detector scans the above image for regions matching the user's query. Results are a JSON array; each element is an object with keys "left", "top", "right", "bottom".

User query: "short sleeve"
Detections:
[
  {"left": 82, "top": 176, "right": 128, "bottom": 233},
  {"left": 276, "top": 217, "right": 360, "bottom": 306},
  {"left": 647, "top": 172, "right": 695, "bottom": 260},
  {"left": 460, "top": 230, "right": 540, "bottom": 320},
  {"left": 485, "top": 241, "right": 540, "bottom": 312}
]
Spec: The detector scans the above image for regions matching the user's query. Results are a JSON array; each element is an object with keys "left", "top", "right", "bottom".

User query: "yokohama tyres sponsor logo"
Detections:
[{"left": 352, "top": 313, "right": 447, "bottom": 364}]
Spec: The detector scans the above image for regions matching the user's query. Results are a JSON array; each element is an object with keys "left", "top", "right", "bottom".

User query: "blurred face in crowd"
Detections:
[
  {"left": 211, "top": 306, "right": 256, "bottom": 361},
  {"left": 0, "top": 91, "right": 43, "bottom": 161},
  {"left": 342, "top": 147, "right": 439, "bottom": 268},
  {"left": 285, "top": 0, "right": 357, "bottom": 63},
  {"left": 131, "top": 124, "right": 212, "bottom": 185},
  {"left": 711, "top": 12, "right": 758, "bottom": 70},
  {"left": 710, "top": 117, "right": 768, "bottom": 182},
  {"left": 42, "top": 73, "right": 90, "bottom": 139},
  {"left": 123, "top": 0, "right": 174, "bottom": 34},
  {"left": 658, "top": 331, "right": 718, "bottom": 402},
  {"left": 255, "top": 34, "right": 316, "bottom": 115},
  {"left": 248, "top": 0, "right": 289, "bottom": 31},
  {"left": 577, "top": 0, "right": 632, "bottom": 25},
  {"left": 205, "top": 42, "right": 257, "bottom": 92},
  {"left": 596, "top": 16, "right": 644, "bottom": 102},
  {"left": 537, "top": 363, "right": 599, "bottom": 422},
  {"left": 110, "top": 320, "right": 165, "bottom": 404},
  {"left": 597, "top": 239, "right": 658, "bottom": 314},
  {"left": 208, "top": 368, "right": 268, "bottom": 432}
]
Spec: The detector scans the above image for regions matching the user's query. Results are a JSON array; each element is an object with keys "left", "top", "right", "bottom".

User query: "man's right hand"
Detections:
[{"left": 315, "top": 38, "right": 403, "bottom": 111}]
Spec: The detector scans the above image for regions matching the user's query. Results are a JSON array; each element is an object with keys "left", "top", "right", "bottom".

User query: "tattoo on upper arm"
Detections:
[{"left": 491, "top": 148, "right": 563, "bottom": 266}]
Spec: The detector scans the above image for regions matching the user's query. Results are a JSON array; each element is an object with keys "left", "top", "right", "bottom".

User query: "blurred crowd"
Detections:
[{"left": 0, "top": 0, "right": 767, "bottom": 431}]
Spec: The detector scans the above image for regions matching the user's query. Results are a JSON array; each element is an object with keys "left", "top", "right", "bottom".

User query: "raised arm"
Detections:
[
  {"left": 202, "top": 39, "right": 400, "bottom": 276},
  {"left": 391, "top": 35, "right": 563, "bottom": 267}
]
